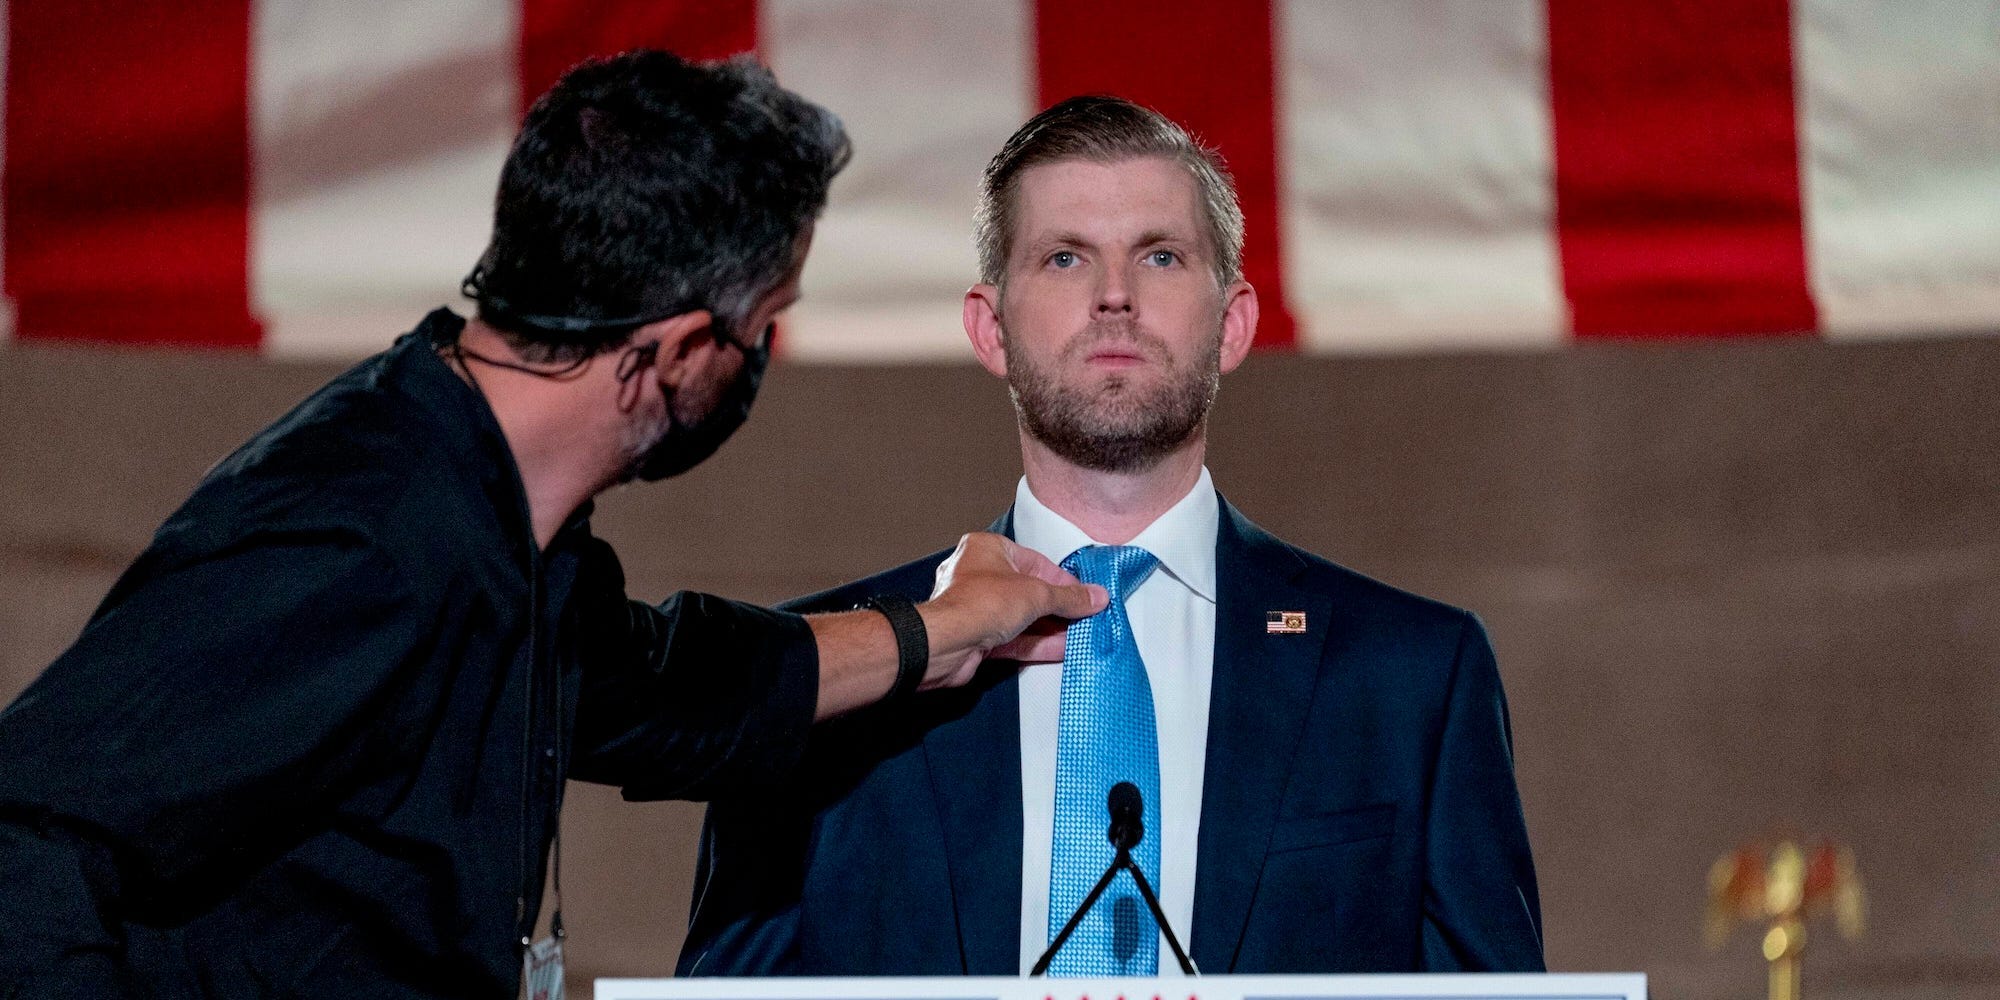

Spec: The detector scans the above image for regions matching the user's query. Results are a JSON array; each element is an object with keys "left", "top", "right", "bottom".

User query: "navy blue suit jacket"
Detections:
[{"left": 680, "top": 498, "right": 1543, "bottom": 975}]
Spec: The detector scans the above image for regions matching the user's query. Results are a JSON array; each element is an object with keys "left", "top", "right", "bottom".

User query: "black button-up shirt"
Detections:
[{"left": 0, "top": 310, "right": 818, "bottom": 998}]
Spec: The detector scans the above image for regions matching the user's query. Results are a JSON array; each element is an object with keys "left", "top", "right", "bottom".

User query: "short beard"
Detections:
[
  {"left": 1005, "top": 316, "right": 1221, "bottom": 474},
  {"left": 617, "top": 407, "right": 671, "bottom": 484}
]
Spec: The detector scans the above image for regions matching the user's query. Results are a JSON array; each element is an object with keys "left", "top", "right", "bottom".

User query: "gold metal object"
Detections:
[
  {"left": 1265, "top": 611, "right": 1307, "bottom": 634},
  {"left": 1706, "top": 838, "right": 1866, "bottom": 1000}
]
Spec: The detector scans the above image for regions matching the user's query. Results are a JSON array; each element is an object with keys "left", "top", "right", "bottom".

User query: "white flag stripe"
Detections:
[
  {"left": 8, "top": 3, "right": 2000, "bottom": 356},
  {"left": 1797, "top": 0, "right": 2000, "bottom": 341},
  {"left": 253, "top": 0, "right": 518, "bottom": 359},
  {"left": 765, "top": 0, "right": 1032, "bottom": 361},
  {"left": 1278, "top": 0, "right": 1566, "bottom": 353}
]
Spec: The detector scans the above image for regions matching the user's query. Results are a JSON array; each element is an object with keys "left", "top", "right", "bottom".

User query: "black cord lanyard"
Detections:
[
  {"left": 517, "top": 562, "right": 566, "bottom": 951},
  {"left": 453, "top": 346, "right": 566, "bottom": 952}
]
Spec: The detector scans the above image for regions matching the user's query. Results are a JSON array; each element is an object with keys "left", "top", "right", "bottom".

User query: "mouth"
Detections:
[{"left": 1083, "top": 344, "right": 1151, "bottom": 369}]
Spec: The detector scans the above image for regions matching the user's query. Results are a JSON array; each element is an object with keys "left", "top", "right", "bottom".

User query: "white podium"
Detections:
[{"left": 596, "top": 973, "right": 1645, "bottom": 1000}]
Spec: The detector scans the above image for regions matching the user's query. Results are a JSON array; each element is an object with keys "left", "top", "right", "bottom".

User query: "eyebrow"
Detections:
[
  {"left": 1023, "top": 228, "right": 1198, "bottom": 253},
  {"left": 1029, "top": 230, "right": 1094, "bottom": 252},
  {"left": 1135, "top": 228, "right": 1195, "bottom": 247}
]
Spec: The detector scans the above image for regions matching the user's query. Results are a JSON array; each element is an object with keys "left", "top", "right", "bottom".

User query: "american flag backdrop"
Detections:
[{"left": 1, "top": 0, "right": 1996, "bottom": 360}]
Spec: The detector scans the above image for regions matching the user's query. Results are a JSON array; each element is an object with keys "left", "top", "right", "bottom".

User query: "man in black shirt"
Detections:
[{"left": 0, "top": 52, "right": 1101, "bottom": 999}]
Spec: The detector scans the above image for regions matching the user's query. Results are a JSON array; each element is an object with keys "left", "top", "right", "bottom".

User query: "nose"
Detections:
[{"left": 1095, "top": 261, "right": 1133, "bottom": 316}]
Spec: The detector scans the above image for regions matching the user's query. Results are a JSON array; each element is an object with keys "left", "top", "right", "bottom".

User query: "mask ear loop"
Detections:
[
  {"left": 614, "top": 342, "right": 659, "bottom": 382},
  {"left": 613, "top": 342, "right": 660, "bottom": 413}
]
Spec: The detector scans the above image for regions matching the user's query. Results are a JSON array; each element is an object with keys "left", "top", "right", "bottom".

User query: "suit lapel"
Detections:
[
  {"left": 1190, "top": 499, "right": 1333, "bottom": 972},
  {"left": 920, "top": 509, "right": 1024, "bottom": 974}
]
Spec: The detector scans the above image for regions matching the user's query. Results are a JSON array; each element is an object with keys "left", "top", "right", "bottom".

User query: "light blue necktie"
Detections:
[{"left": 1048, "top": 544, "right": 1161, "bottom": 977}]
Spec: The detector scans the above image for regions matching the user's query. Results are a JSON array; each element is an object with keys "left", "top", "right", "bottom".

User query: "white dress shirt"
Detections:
[{"left": 1014, "top": 469, "right": 1218, "bottom": 975}]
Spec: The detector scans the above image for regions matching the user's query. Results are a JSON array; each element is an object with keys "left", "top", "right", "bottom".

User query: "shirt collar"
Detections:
[
  {"left": 396, "top": 308, "right": 595, "bottom": 554},
  {"left": 1011, "top": 467, "right": 1219, "bottom": 604}
]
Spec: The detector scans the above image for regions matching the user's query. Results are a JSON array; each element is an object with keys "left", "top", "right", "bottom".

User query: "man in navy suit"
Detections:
[{"left": 679, "top": 96, "right": 1543, "bottom": 977}]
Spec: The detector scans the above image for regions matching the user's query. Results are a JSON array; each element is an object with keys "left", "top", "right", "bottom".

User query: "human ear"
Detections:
[
  {"left": 963, "top": 284, "right": 1008, "bottom": 378},
  {"left": 1217, "top": 281, "right": 1259, "bottom": 374},
  {"left": 635, "top": 310, "right": 717, "bottom": 391}
]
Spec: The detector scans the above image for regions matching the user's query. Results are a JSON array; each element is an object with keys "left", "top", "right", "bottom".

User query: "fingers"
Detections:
[
  {"left": 929, "top": 531, "right": 1103, "bottom": 661},
  {"left": 960, "top": 534, "right": 1104, "bottom": 619},
  {"left": 999, "top": 536, "right": 1079, "bottom": 587},
  {"left": 1048, "top": 581, "right": 1108, "bottom": 619},
  {"left": 989, "top": 617, "right": 1068, "bottom": 663}
]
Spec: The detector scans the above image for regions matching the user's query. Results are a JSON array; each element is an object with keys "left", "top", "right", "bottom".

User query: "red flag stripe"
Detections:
[
  {"left": 1033, "top": 0, "right": 1297, "bottom": 350},
  {"left": 4, "top": 0, "right": 259, "bottom": 348},
  {"left": 518, "top": 0, "right": 759, "bottom": 115},
  {"left": 1547, "top": 0, "right": 1817, "bottom": 338}
]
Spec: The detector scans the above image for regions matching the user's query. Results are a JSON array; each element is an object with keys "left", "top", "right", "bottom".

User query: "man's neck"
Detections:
[
  {"left": 1019, "top": 431, "right": 1207, "bottom": 545},
  {"left": 448, "top": 319, "right": 624, "bottom": 549}
]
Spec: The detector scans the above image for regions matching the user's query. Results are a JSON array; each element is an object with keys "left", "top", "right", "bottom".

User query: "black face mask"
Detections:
[{"left": 624, "top": 323, "right": 772, "bottom": 482}]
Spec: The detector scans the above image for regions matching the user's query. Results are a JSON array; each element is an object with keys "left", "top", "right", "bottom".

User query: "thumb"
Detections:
[{"left": 1047, "top": 581, "right": 1109, "bottom": 620}]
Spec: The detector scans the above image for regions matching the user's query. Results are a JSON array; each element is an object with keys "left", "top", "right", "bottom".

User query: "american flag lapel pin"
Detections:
[{"left": 1266, "top": 610, "right": 1308, "bottom": 634}]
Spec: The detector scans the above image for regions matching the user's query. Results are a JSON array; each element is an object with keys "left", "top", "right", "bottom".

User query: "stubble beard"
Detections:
[
  {"left": 1005, "top": 316, "right": 1222, "bottom": 474},
  {"left": 617, "top": 409, "right": 671, "bottom": 484}
]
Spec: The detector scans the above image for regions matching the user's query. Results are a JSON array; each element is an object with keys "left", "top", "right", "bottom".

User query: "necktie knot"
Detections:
[{"left": 1060, "top": 545, "right": 1158, "bottom": 601}]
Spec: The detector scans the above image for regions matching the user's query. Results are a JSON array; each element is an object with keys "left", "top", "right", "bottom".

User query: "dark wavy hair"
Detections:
[{"left": 468, "top": 50, "right": 851, "bottom": 360}]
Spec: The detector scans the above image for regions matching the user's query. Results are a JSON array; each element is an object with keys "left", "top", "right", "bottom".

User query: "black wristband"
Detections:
[{"left": 859, "top": 595, "right": 928, "bottom": 704}]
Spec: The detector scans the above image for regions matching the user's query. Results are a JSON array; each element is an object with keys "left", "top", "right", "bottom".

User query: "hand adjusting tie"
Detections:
[{"left": 859, "top": 595, "right": 927, "bottom": 703}]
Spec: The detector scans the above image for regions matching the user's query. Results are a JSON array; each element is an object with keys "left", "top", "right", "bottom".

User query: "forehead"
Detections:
[{"left": 1009, "top": 156, "right": 1203, "bottom": 243}]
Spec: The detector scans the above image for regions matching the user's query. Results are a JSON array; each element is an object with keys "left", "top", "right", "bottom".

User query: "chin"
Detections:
[{"left": 1079, "top": 371, "right": 1154, "bottom": 402}]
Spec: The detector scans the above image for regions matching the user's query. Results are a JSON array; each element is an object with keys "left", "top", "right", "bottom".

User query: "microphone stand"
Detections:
[{"left": 1030, "top": 844, "right": 1198, "bottom": 976}]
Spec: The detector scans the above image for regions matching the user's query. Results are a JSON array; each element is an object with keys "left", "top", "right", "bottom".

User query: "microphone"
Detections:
[
  {"left": 1108, "top": 781, "right": 1143, "bottom": 850},
  {"left": 1030, "top": 782, "right": 1199, "bottom": 976}
]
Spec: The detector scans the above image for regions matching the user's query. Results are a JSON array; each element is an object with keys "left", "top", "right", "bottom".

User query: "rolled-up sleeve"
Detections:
[{"left": 569, "top": 590, "right": 819, "bottom": 801}]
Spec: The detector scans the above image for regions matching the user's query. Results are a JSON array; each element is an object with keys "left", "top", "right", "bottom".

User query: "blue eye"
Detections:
[
  {"left": 1049, "top": 251, "right": 1078, "bottom": 268},
  {"left": 1147, "top": 250, "right": 1178, "bottom": 266}
]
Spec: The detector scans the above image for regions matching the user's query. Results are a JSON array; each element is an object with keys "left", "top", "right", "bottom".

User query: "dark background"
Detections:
[{"left": 3, "top": 334, "right": 1996, "bottom": 998}]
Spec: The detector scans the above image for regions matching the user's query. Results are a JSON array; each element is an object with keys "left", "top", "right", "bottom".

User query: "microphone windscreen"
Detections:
[
  {"left": 1107, "top": 781, "right": 1144, "bottom": 849},
  {"left": 1108, "top": 781, "right": 1143, "bottom": 822}
]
